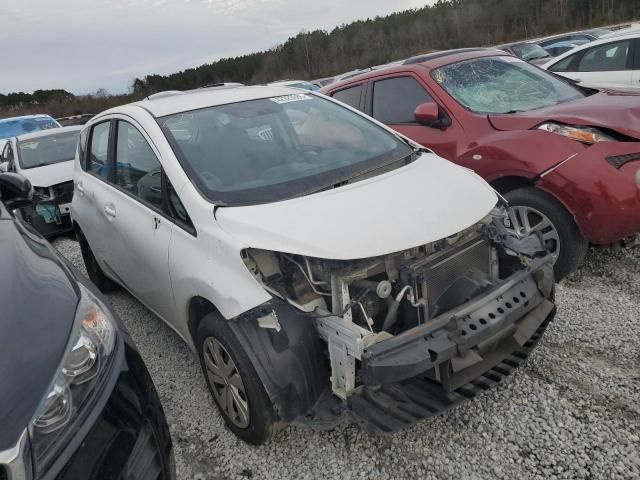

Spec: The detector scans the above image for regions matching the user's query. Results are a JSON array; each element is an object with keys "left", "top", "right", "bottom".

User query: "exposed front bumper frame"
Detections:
[
  {"left": 314, "top": 255, "right": 555, "bottom": 401},
  {"left": 360, "top": 256, "right": 554, "bottom": 388}
]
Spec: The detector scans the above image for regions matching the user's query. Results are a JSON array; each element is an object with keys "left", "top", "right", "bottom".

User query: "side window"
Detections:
[
  {"left": 4, "top": 143, "right": 13, "bottom": 163},
  {"left": 114, "top": 121, "right": 163, "bottom": 210},
  {"left": 578, "top": 40, "right": 631, "bottom": 72},
  {"left": 372, "top": 76, "right": 433, "bottom": 124},
  {"left": 332, "top": 85, "right": 363, "bottom": 109},
  {"left": 3, "top": 143, "right": 16, "bottom": 172},
  {"left": 167, "top": 180, "right": 194, "bottom": 231},
  {"left": 78, "top": 127, "right": 88, "bottom": 166},
  {"left": 88, "top": 122, "right": 111, "bottom": 179},
  {"left": 549, "top": 54, "right": 578, "bottom": 72}
]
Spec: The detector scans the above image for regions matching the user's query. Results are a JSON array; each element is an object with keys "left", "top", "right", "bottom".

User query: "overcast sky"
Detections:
[{"left": 0, "top": 0, "right": 431, "bottom": 95}]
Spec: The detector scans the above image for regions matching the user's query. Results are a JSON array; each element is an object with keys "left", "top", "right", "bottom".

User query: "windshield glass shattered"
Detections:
[
  {"left": 160, "top": 94, "right": 412, "bottom": 205},
  {"left": 432, "top": 56, "right": 585, "bottom": 114},
  {"left": 18, "top": 130, "right": 80, "bottom": 169}
]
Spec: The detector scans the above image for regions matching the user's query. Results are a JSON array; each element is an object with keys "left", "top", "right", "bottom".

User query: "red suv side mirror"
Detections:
[{"left": 414, "top": 102, "right": 440, "bottom": 125}]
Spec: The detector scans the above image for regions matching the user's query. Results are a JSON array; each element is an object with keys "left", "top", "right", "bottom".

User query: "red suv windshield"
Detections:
[{"left": 432, "top": 56, "right": 585, "bottom": 114}]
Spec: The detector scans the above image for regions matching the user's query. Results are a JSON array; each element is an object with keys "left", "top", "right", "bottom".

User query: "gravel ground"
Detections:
[{"left": 54, "top": 237, "right": 639, "bottom": 480}]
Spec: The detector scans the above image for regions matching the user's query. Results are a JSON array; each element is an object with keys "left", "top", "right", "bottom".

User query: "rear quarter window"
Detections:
[
  {"left": 87, "top": 122, "right": 111, "bottom": 179},
  {"left": 332, "top": 85, "right": 363, "bottom": 109}
]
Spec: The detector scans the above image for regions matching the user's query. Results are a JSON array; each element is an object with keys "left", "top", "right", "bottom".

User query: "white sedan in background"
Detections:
[
  {"left": 0, "top": 125, "right": 81, "bottom": 236},
  {"left": 542, "top": 32, "right": 640, "bottom": 90}
]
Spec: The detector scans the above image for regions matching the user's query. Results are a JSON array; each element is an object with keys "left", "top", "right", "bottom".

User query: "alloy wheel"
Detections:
[
  {"left": 203, "top": 337, "right": 250, "bottom": 428},
  {"left": 507, "top": 205, "right": 561, "bottom": 264}
]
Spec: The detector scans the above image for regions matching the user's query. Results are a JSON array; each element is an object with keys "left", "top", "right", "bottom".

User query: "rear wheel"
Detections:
[
  {"left": 77, "top": 230, "right": 118, "bottom": 293},
  {"left": 504, "top": 187, "right": 588, "bottom": 281},
  {"left": 196, "top": 313, "right": 278, "bottom": 444}
]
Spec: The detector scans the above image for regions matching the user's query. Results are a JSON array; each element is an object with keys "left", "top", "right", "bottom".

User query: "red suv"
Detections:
[{"left": 322, "top": 48, "right": 640, "bottom": 280}]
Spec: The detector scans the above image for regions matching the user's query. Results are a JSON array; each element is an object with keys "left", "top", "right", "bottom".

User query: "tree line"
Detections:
[{"left": 2, "top": 0, "right": 638, "bottom": 118}]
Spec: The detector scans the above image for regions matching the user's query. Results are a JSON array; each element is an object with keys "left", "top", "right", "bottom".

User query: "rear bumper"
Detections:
[
  {"left": 349, "top": 257, "right": 555, "bottom": 433},
  {"left": 538, "top": 143, "right": 640, "bottom": 245}
]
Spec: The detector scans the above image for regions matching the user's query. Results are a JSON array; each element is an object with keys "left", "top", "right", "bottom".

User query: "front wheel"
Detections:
[
  {"left": 504, "top": 187, "right": 588, "bottom": 281},
  {"left": 196, "top": 313, "right": 278, "bottom": 444}
]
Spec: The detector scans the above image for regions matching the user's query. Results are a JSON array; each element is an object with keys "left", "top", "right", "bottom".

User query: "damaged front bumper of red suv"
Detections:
[{"left": 537, "top": 143, "right": 640, "bottom": 247}]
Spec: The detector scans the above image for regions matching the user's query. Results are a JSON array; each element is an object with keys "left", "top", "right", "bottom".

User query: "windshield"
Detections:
[
  {"left": 511, "top": 43, "right": 550, "bottom": 61},
  {"left": 160, "top": 93, "right": 412, "bottom": 205},
  {"left": 0, "top": 116, "right": 59, "bottom": 140},
  {"left": 432, "top": 56, "right": 585, "bottom": 114},
  {"left": 18, "top": 130, "right": 80, "bottom": 169}
]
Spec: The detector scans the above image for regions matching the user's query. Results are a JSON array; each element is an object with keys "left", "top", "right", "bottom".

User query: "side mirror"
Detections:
[
  {"left": 0, "top": 162, "right": 8, "bottom": 173},
  {"left": 414, "top": 102, "right": 441, "bottom": 126},
  {"left": 0, "top": 173, "right": 33, "bottom": 209}
]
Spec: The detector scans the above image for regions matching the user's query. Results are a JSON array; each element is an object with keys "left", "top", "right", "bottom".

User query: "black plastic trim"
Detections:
[{"left": 227, "top": 299, "right": 329, "bottom": 422}]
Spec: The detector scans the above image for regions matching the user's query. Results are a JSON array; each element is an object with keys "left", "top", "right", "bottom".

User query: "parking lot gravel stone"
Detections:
[{"left": 53, "top": 237, "right": 639, "bottom": 480}]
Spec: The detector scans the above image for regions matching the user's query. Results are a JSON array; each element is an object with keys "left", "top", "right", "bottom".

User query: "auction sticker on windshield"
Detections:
[{"left": 270, "top": 93, "right": 312, "bottom": 104}]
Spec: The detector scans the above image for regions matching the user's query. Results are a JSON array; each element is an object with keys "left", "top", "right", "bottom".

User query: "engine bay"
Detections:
[{"left": 242, "top": 205, "right": 548, "bottom": 398}]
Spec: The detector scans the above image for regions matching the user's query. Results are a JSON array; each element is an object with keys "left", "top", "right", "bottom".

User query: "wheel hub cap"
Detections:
[
  {"left": 506, "top": 205, "right": 561, "bottom": 264},
  {"left": 203, "top": 337, "right": 250, "bottom": 428}
]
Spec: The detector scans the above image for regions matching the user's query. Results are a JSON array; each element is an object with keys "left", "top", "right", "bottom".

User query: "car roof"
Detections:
[
  {"left": 267, "top": 80, "right": 311, "bottom": 86},
  {"left": 544, "top": 31, "right": 640, "bottom": 67},
  {"left": 0, "top": 114, "right": 56, "bottom": 125},
  {"left": 323, "top": 48, "right": 508, "bottom": 92},
  {"left": 15, "top": 125, "right": 82, "bottom": 142},
  {"left": 123, "top": 85, "right": 311, "bottom": 118},
  {"left": 535, "top": 30, "right": 597, "bottom": 43}
]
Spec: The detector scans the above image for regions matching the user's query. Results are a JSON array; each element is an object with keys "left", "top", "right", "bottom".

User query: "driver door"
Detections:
[{"left": 103, "top": 119, "right": 175, "bottom": 321}]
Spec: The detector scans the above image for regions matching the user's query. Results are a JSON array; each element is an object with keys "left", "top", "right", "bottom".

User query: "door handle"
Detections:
[
  {"left": 104, "top": 203, "right": 116, "bottom": 218},
  {"left": 76, "top": 181, "right": 84, "bottom": 194}
]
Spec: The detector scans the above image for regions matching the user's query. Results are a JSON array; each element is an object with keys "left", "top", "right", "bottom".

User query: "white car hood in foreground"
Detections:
[
  {"left": 20, "top": 160, "right": 74, "bottom": 188},
  {"left": 217, "top": 153, "right": 497, "bottom": 260}
]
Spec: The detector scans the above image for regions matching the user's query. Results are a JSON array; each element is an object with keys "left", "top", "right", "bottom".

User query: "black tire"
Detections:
[
  {"left": 196, "top": 312, "right": 277, "bottom": 445},
  {"left": 504, "top": 187, "right": 588, "bottom": 281},
  {"left": 77, "top": 229, "right": 118, "bottom": 293}
]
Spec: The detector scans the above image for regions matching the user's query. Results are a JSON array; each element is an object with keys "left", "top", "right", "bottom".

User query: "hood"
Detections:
[
  {"left": 0, "top": 217, "right": 77, "bottom": 450},
  {"left": 20, "top": 159, "right": 74, "bottom": 188},
  {"left": 488, "top": 90, "right": 640, "bottom": 140},
  {"left": 217, "top": 153, "right": 498, "bottom": 260}
]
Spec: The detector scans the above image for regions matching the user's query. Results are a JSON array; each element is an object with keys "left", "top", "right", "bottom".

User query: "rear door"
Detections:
[
  {"left": 568, "top": 39, "right": 633, "bottom": 89},
  {"left": 74, "top": 120, "right": 114, "bottom": 269},
  {"left": 365, "top": 74, "right": 462, "bottom": 161}
]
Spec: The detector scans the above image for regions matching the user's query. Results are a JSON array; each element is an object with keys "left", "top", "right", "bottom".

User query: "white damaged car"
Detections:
[
  {"left": 71, "top": 86, "right": 556, "bottom": 443},
  {"left": 1, "top": 125, "right": 81, "bottom": 236}
]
